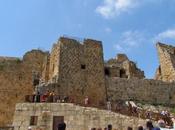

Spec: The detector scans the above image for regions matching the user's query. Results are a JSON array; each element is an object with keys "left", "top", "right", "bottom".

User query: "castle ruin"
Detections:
[
  {"left": 1, "top": 37, "right": 175, "bottom": 129},
  {"left": 35, "top": 37, "right": 175, "bottom": 106}
]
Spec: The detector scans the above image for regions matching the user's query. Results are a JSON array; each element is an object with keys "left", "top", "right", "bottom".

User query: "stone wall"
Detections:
[
  {"left": 0, "top": 50, "right": 48, "bottom": 126},
  {"left": 3, "top": 37, "right": 175, "bottom": 127},
  {"left": 59, "top": 38, "right": 106, "bottom": 104},
  {"left": 48, "top": 43, "right": 60, "bottom": 81},
  {"left": 105, "top": 54, "right": 145, "bottom": 79},
  {"left": 13, "top": 103, "right": 146, "bottom": 130},
  {"left": 42, "top": 37, "right": 106, "bottom": 104},
  {"left": 41, "top": 53, "right": 50, "bottom": 82},
  {"left": 155, "top": 42, "right": 175, "bottom": 82},
  {"left": 106, "top": 77, "right": 175, "bottom": 105}
]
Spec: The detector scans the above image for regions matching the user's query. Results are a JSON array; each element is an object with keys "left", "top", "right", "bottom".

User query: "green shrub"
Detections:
[{"left": 16, "top": 58, "right": 21, "bottom": 64}]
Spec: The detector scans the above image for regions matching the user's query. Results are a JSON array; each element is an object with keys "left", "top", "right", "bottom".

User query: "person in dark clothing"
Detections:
[
  {"left": 146, "top": 121, "right": 154, "bottom": 130},
  {"left": 138, "top": 126, "right": 143, "bottom": 130},
  {"left": 127, "top": 126, "right": 133, "bottom": 130},
  {"left": 107, "top": 124, "right": 112, "bottom": 130},
  {"left": 58, "top": 122, "right": 66, "bottom": 130},
  {"left": 64, "top": 96, "right": 69, "bottom": 103},
  {"left": 36, "top": 91, "right": 40, "bottom": 102}
]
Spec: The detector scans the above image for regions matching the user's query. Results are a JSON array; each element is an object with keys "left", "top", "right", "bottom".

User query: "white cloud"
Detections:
[
  {"left": 154, "top": 28, "right": 175, "bottom": 42},
  {"left": 114, "top": 30, "right": 146, "bottom": 52},
  {"left": 114, "top": 44, "right": 124, "bottom": 51},
  {"left": 105, "top": 27, "right": 112, "bottom": 33},
  {"left": 96, "top": 0, "right": 139, "bottom": 19}
]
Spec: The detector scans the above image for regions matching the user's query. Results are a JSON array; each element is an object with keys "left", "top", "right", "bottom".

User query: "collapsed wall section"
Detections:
[
  {"left": 105, "top": 54, "right": 145, "bottom": 79},
  {"left": 155, "top": 43, "right": 175, "bottom": 82},
  {"left": 48, "top": 43, "right": 61, "bottom": 81}
]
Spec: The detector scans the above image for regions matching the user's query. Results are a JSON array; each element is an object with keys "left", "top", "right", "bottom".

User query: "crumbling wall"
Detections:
[
  {"left": 105, "top": 54, "right": 145, "bottom": 79},
  {"left": 155, "top": 42, "right": 175, "bottom": 82},
  {"left": 106, "top": 77, "right": 175, "bottom": 105},
  {"left": 0, "top": 50, "right": 47, "bottom": 126},
  {"left": 41, "top": 53, "right": 50, "bottom": 82},
  {"left": 48, "top": 43, "right": 60, "bottom": 81},
  {"left": 155, "top": 66, "right": 162, "bottom": 80}
]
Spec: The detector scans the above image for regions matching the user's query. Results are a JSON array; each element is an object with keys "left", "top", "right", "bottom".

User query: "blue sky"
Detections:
[{"left": 0, "top": 0, "right": 175, "bottom": 78}]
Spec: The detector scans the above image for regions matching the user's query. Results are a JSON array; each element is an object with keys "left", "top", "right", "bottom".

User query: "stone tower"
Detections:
[
  {"left": 42, "top": 37, "right": 106, "bottom": 104},
  {"left": 155, "top": 42, "right": 175, "bottom": 82}
]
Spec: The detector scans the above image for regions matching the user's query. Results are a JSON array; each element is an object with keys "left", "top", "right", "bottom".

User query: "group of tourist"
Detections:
[
  {"left": 28, "top": 91, "right": 175, "bottom": 130},
  {"left": 90, "top": 119, "right": 175, "bottom": 130},
  {"left": 32, "top": 89, "right": 55, "bottom": 102},
  {"left": 106, "top": 101, "right": 174, "bottom": 127},
  {"left": 27, "top": 119, "right": 175, "bottom": 130},
  {"left": 31, "top": 90, "right": 70, "bottom": 103},
  {"left": 90, "top": 124, "right": 112, "bottom": 130}
]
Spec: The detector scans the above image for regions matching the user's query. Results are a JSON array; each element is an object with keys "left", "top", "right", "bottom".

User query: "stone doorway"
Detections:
[{"left": 53, "top": 116, "right": 64, "bottom": 130}]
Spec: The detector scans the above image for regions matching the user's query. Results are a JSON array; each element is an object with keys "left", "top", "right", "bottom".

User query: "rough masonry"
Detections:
[
  {"left": 0, "top": 50, "right": 48, "bottom": 126},
  {"left": 13, "top": 103, "right": 146, "bottom": 130},
  {"left": 41, "top": 37, "right": 106, "bottom": 104},
  {"left": 1, "top": 37, "right": 175, "bottom": 127},
  {"left": 155, "top": 42, "right": 175, "bottom": 82}
]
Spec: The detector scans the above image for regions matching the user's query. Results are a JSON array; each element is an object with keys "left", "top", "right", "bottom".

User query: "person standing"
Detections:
[
  {"left": 107, "top": 124, "right": 112, "bottom": 130},
  {"left": 84, "top": 96, "right": 89, "bottom": 107},
  {"left": 28, "top": 126, "right": 32, "bottom": 130},
  {"left": 107, "top": 101, "right": 112, "bottom": 111}
]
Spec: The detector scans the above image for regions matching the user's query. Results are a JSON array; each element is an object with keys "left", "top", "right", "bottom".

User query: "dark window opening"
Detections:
[
  {"left": 120, "top": 69, "right": 126, "bottom": 78},
  {"left": 105, "top": 68, "right": 110, "bottom": 76},
  {"left": 30, "top": 116, "right": 38, "bottom": 126},
  {"left": 81, "top": 65, "right": 86, "bottom": 69}
]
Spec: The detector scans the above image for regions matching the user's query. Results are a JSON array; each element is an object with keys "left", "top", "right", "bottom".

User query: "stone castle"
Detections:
[
  {"left": 36, "top": 37, "right": 175, "bottom": 106},
  {"left": 1, "top": 36, "right": 175, "bottom": 129},
  {"left": 40, "top": 37, "right": 106, "bottom": 104}
]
